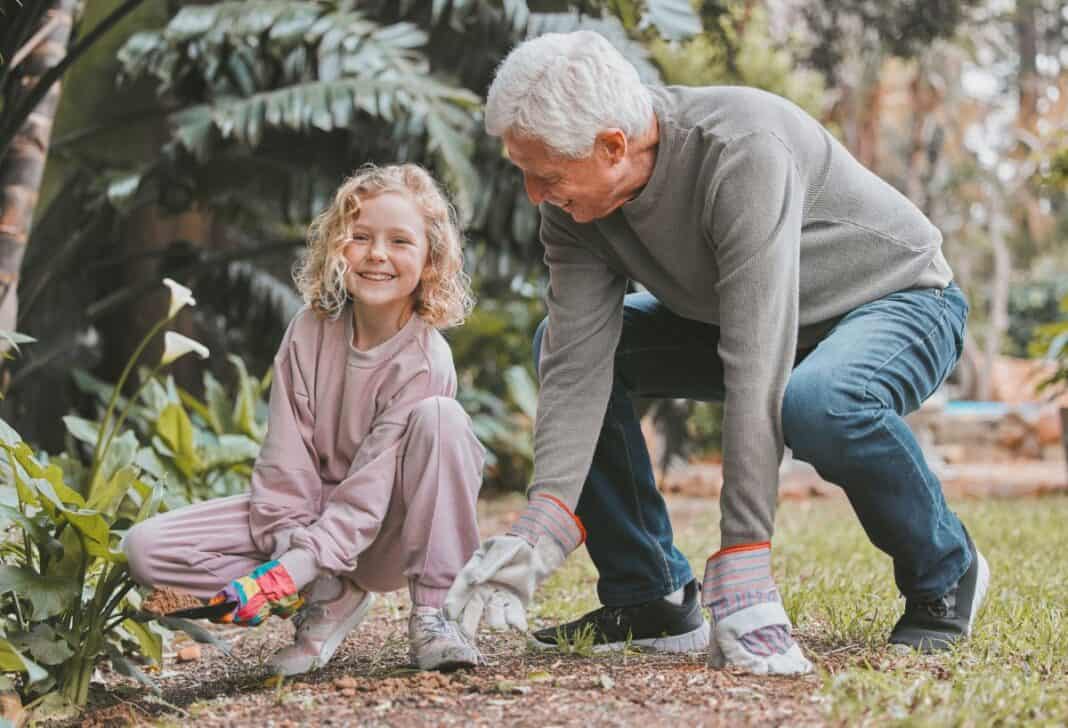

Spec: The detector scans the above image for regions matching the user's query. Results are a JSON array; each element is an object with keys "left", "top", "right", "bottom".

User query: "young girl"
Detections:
[{"left": 124, "top": 164, "right": 485, "bottom": 675}]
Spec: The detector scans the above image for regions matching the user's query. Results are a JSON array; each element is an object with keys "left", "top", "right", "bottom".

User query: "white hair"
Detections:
[{"left": 485, "top": 30, "right": 654, "bottom": 159}]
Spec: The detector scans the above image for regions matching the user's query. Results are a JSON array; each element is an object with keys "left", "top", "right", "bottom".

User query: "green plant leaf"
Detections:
[
  {"left": 153, "top": 616, "right": 233, "bottom": 655},
  {"left": 121, "top": 619, "right": 162, "bottom": 665},
  {"left": 504, "top": 365, "right": 538, "bottom": 419},
  {"left": 87, "top": 465, "right": 138, "bottom": 516},
  {"left": 8, "top": 625, "right": 75, "bottom": 666},
  {"left": 177, "top": 387, "right": 220, "bottom": 435},
  {"left": 0, "top": 418, "right": 22, "bottom": 447},
  {"left": 11, "top": 444, "right": 85, "bottom": 508},
  {"left": 0, "top": 639, "right": 47, "bottom": 683},
  {"left": 155, "top": 403, "right": 201, "bottom": 477},
  {"left": 105, "top": 644, "right": 159, "bottom": 694},
  {"left": 62, "top": 416, "right": 100, "bottom": 446},
  {"left": 0, "top": 567, "right": 78, "bottom": 620},
  {"left": 134, "top": 480, "right": 165, "bottom": 525}
]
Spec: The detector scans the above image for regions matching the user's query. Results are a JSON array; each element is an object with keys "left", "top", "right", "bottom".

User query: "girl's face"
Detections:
[{"left": 341, "top": 191, "right": 430, "bottom": 318}]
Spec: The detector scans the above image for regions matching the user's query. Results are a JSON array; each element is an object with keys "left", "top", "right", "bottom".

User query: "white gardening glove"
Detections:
[
  {"left": 702, "top": 542, "right": 812, "bottom": 675},
  {"left": 444, "top": 493, "right": 585, "bottom": 639}
]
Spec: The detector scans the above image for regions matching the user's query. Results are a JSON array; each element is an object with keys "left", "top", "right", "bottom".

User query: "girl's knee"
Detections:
[
  {"left": 408, "top": 396, "right": 469, "bottom": 434},
  {"left": 122, "top": 521, "right": 160, "bottom": 587}
]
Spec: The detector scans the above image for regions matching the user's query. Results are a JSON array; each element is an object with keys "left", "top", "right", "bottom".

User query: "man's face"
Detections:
[{"left": 504, "top": 132, "right": 624, "bottom": 223}]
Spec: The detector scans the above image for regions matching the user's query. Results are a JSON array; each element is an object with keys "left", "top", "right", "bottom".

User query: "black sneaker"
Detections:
[
  {"left": 888, "top": 530, "right": 990, "bottom": 653},
  {"left": 530, "top": 579, "right": 709, "bottom": 653}
]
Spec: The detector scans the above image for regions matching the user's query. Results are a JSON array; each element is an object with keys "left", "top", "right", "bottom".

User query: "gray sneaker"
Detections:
[
  {"left": 267, "top": 575, "right": 374, "bottom": 676},
  {"left": 408, "top": 606, "right": 480, "bottom": 671}
]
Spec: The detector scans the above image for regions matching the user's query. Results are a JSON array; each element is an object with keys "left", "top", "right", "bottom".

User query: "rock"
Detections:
[
  {"left": 177, "top": 645, "right": 202, "bottom": 662},
  {"left": 334, "top": 675, "right": 358, "bottom": 690}
]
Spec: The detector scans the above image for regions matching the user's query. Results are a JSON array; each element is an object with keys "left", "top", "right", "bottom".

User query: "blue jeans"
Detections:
[{"left": 533, "top": 284, "right": 971, "bottom": 606}]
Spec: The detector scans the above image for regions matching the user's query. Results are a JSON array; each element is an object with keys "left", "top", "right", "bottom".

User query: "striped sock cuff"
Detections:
[
  {"left": 507, "top": 493, "right": 586, "bottom": 554},
  {"left": 702, "top": 542, "right": 778, "bottom": 618}
]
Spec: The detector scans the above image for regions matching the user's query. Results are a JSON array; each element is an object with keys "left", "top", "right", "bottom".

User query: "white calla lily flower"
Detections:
[
  {"left": 161, "top": 331, "right": 209, "bottom": 365},
  {"left": 163, "top": 278, "right": 196, "bottom": 317}
]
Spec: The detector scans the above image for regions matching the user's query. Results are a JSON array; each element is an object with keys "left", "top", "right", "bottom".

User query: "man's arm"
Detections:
[
  {"left": 530, "top": 209, "right": 628, "bottom": 508},
  {"left": 705, "top": 131, "right": 804, "bottom": 547},
  {"left": 445, "top": 209, "right": 626, "bottom": 635}
]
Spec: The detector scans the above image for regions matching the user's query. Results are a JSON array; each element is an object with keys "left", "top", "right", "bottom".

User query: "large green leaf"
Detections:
[
  {"left": 155, "top": 403, "right": 201, "bottom": 478},
  {"left": 87, "top": 465, "right": 138, "bottom": 516},
  {"left": 62, "top": 416, "right": 100, "bottom": 447},
  {"left": 121, "top": 619, "right": 162, "bottom": 665},
  {"left": 0, "top": 566, "right": 78, "bottom": 620},
  {"left": 8, "top": 624, "right": 75, "bottom": 666},
  {"left": 152, "top": 616, "right": 233, "bottom": 655},
  {"left": 0, "top": 639, "right": 47, "bottom": 683}
]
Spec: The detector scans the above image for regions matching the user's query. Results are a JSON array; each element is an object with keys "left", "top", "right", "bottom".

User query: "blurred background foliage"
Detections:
[{"left": 1, "top": 0, "right": 1068, "bottom": 492}]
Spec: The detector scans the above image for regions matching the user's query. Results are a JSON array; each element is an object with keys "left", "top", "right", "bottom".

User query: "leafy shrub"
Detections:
[
  {"left": 0, "top": 280, "right": 223, "bottom": 715},
  {"left": 72, "top": 355, "right": 269, "bottom": 504}
]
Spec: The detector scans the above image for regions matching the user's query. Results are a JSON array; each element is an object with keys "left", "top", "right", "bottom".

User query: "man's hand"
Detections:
[
  {"left": 445, "top": 494, "right": 585, "bottom": 638},
  {"left": 210, "top": 560, "right": 304, "bottom": 627}
]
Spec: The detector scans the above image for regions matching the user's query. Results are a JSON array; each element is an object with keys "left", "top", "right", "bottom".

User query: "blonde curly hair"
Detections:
[{"left": 293, "top": 163, "right": 474, "bottom": 329}]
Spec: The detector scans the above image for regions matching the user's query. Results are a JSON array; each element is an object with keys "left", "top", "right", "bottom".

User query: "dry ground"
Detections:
[{"left": 62, "top": 491, "right": 1068, "bottom": 727}]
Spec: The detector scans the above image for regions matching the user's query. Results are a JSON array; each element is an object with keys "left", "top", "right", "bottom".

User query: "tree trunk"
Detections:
[
  {"left": 0, "top": 0, "right": 77, "bottom": 341},
  {"left": 980, "top": 193, "right": 1011, "bottom": 401}
]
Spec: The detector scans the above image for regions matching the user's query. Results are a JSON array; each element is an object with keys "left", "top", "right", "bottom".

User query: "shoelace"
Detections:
[
  {"left": 292, "top": 602, "right": 327, "bottom": 632},
  {"left": 587, "top": 606, "right": 627, "bottom": 633},
  {"left": 919, "top": 592, "right": 956, "bottom": 619},
  {"left": 413, "top": 612, "right": 460, "bottom": 643}
]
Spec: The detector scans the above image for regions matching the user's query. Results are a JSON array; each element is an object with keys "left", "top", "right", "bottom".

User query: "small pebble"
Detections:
[{"left": 177, "top": 645, "right": 202, "bottom": 662}]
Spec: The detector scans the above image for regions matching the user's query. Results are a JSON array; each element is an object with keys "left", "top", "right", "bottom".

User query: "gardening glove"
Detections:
[
  {"left": 210, "top": 560, "right": 305, "bottom": 627},
  {"left": 702, "top": 542, "right": 812, "bottom": 675},
  {"left": 445, "top": 493, "right": 585, "bottom": 639}
]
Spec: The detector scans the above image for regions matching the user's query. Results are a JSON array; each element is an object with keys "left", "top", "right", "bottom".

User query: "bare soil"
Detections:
[
  {"left": 71, "top": 497, "right": 832, "bottom": 727},
  {"left": 141, "top": 588, "right": 203, "bottom": 616}
]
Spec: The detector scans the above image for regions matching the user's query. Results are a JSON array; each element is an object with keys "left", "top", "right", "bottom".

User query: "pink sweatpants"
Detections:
[{"left": 124, "top": 397, "right": 484, "bottom": 608}]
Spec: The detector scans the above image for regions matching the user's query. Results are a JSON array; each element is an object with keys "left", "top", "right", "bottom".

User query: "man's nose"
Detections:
[{"left": 523, "top": 175, "right": 546, "bottom": 206}]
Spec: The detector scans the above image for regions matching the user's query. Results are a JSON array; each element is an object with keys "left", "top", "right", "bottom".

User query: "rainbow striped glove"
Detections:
[{"left": 210, "top": 560, "right": 304, "bottom": 627}]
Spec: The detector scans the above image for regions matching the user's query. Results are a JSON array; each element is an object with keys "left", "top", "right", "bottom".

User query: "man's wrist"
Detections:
[{"left": 507, "top": 492, "right": 586, "bottom": 554}]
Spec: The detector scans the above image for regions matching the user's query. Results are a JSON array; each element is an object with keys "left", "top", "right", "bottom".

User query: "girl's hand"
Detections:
[{"left": 210, "top": 560, "right": 304, "bottom": 626}]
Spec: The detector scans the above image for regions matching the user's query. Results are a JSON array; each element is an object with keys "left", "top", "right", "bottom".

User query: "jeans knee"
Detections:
[{"left": 782, "top": 374, "right": 863, "bottom": 465}]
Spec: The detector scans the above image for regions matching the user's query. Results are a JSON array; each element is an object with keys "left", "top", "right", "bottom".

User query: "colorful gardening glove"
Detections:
[
  {"left": 702, "top": 542, "right": 812, "bottom": 675},
  {"left": 445, "top": 493, "right": 585, "bottom": 638},
  {"left": 210, "top": 560, "right": 305, "bottom": 627}
]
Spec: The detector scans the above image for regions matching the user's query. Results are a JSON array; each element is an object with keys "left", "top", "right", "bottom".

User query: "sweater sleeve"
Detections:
[
  {"left": 706, "top": 132, "right": 804, "bottom": 545},
  {"left": 289, "top": 366, "right": 442, "bottom": 573},
  {"left": 528, "top": 210, "right": 628, "bottom": 510},
  {"left": 248, "top": 317, "right": 323, "bottom": 555}
]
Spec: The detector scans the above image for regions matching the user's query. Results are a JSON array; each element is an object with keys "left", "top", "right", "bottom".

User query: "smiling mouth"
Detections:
[{"left": 357, "top": 272, "right": 396, "bottom": 281}]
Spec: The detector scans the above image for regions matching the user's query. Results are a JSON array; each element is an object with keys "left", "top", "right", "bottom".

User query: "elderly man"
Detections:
[{"left": 445, "top": 30, "right": 988, "bottom": 674}]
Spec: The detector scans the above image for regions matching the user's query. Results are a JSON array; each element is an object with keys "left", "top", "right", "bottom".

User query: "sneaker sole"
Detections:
[
  {"left": 529, "top": 619, "right": 710, "bottom": 654},
  {"left": 273, "top": 591, "right": 375, "bottom": 677},
  {"left": 967, "top": 550, "right": 990, "bottom": 636}
]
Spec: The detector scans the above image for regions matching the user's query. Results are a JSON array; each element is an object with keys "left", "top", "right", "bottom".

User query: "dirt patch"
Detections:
[
  {"left": 67, "top": 497, "right": 831, "bottom": 727},
  {"left": 141, "top": 587, "right": 203, "bottom": 616}
]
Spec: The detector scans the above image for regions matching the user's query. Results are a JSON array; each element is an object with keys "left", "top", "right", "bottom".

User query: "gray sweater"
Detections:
[{"left": 532, "top": 85, "right": 952, "bottom": 545}]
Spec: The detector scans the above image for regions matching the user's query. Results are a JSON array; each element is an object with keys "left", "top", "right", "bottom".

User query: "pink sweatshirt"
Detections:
[{"left": 248, "top": 306, "right": 457, "bottom": 574}]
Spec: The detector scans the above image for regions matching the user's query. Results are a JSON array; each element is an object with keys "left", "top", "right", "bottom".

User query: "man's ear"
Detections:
[{"left": 596, "top": 129, "right": 628, "bottom": 164}]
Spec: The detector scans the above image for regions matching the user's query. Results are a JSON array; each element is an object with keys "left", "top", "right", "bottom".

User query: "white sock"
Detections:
[{"left": 664, "top": 585, "right": 685, "bottom": 605}]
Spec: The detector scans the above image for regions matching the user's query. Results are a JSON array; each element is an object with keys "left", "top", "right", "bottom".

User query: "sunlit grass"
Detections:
[{"left": 532, "top": 493, "right": 1068, "bottom": 725}]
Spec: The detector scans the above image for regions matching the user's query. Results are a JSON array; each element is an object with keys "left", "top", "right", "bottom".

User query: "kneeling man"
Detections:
[{"left": 446, "top": 30, "right": 988, "bottom": 674}]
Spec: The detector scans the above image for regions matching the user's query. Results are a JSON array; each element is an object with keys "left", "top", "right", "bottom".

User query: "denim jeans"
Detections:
[{"left": 533, "top": 283, "right": 971, "bottom": 607}]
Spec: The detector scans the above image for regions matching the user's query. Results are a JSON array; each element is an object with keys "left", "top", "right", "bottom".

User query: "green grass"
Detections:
[{"left": 532, "top": 494, "right": 1068, "bottom": 726}]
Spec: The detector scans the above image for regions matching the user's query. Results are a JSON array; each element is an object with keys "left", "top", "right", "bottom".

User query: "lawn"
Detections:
[{"left": 73, "top": 492, "right": 1068, "bottom": 727}]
